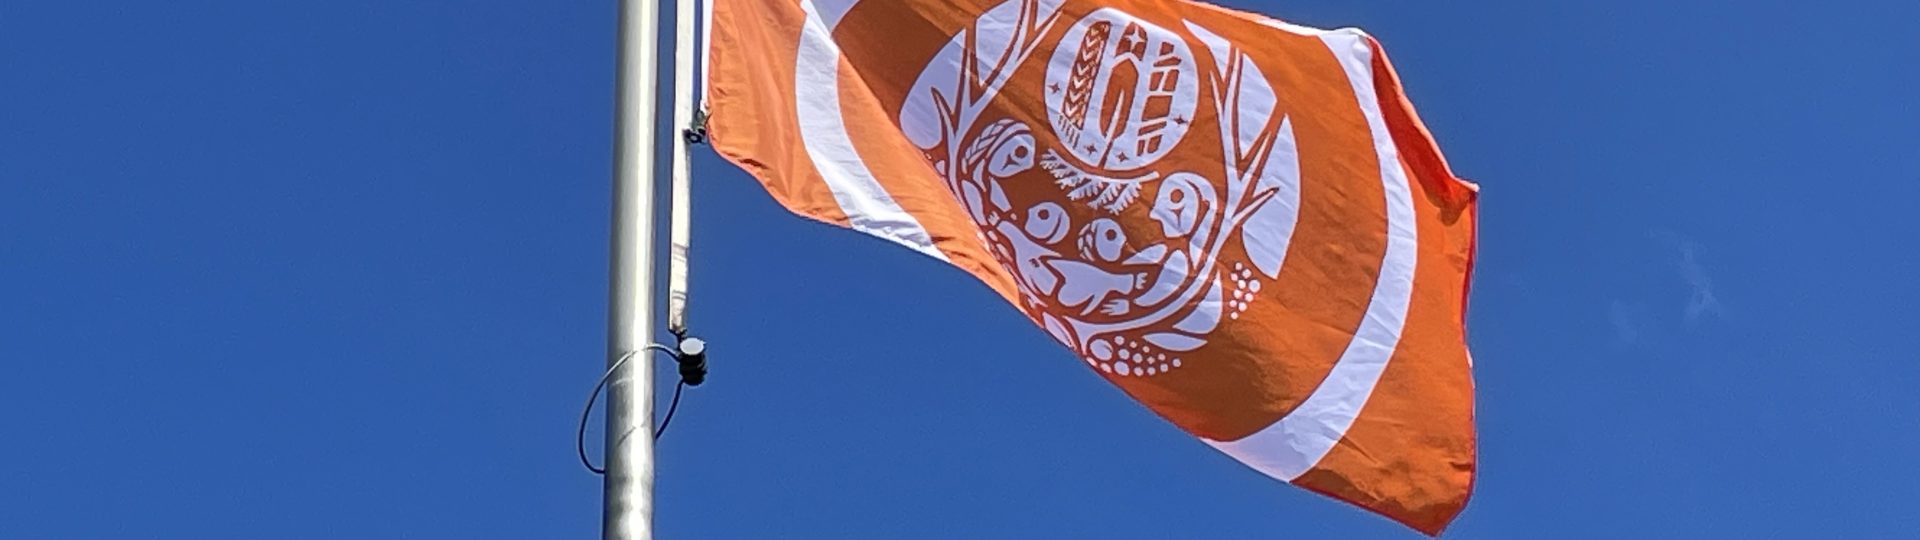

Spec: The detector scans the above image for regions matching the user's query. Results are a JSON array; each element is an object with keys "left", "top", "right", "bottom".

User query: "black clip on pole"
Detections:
[{"left": 674, "top": 334, "right": 708, "bottom": 387}]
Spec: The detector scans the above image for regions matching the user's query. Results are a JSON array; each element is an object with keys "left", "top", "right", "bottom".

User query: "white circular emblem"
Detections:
[
  {"left": 894, "top": 1, "right": 1302, "bottom": 378},
  {"left": 804, "top": 0, "right": 1423, "bottom": 479}
]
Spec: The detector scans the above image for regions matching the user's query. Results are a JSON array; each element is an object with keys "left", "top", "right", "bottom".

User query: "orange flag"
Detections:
[{"left": 705, "top": 0, "right": 1479, "bottom": 533}]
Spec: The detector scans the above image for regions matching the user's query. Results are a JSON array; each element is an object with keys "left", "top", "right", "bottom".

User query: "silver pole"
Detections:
[{"left": 605, "top": 0, "right": 660, "bottom": 537}]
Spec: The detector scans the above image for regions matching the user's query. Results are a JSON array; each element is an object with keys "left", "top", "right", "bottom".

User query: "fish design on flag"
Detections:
[
  {"left": 703, "top": 0, "right": 1482, "bottom": 533},
  {"left": 900, "top": 3, "right": 1299, "bottom": 377}
]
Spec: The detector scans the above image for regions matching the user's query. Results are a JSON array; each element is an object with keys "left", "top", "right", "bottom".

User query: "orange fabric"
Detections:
[
  {"left": 708, "top": 0, "right": 1478, "bottom": 534},
  {"left": 704, "top": 0, "right": 852, "bottom": 228}
]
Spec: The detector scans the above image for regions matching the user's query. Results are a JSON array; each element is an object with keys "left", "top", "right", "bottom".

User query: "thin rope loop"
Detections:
[{"left": 578, "top": 344, "right": 676, "bottom": 475}]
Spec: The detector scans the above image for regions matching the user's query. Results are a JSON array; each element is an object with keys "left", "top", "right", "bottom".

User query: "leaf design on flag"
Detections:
[
  {"left": 1040, "top": 149, "right": 1155, "bottom": 213},
  {"left": 898, "top": 4, "right": 1302, "bottom": 377}
]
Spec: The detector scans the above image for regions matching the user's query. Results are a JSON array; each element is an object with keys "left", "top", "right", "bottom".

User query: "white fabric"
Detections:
[
  {"left": 796, "top": 0, "right": 950, "bottom": 261},
  {"left": 699, "top": 0, "right": 713, "bottom": 108},
  {"left": 667, "top": 0, "right": 701, "bottom": 333},
  {"left": 809, "top": 0, "right": 859, "bottom": 29},
  {"left": 1202, "top": 28, "right": 1418, "bottom": 481},
  {"left": 786, "top": 0, "right": 1417, "bottom": 481}
]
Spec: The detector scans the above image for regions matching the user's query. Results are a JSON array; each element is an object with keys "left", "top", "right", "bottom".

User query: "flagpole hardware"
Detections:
[
  {"left": 578, "top": 335, "right": 709, "bottom": 474},
  {"left": 681, "top": 110, "right": 710, "bottom": 146},
  {"left": 672, "top": 334, "right": 708, "bottom": 387},
  {"left": 579, "top": 344, "right": 670, "bottom": 475}
]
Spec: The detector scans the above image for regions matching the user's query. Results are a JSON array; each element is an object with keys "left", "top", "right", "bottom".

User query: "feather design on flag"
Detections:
[{"left": 1040, "top": 149, "right": 1152, "bottom": 214}]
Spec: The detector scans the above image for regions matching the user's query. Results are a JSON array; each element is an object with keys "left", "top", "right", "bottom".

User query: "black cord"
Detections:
[
  {"left": 653, "top": 381, "right": 686, "bottom": 439},
  {"left": 577, "top": 345, "right": 673, "bottom": 475}
]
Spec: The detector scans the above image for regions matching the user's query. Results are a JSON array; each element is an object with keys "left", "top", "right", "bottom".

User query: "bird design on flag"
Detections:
[
  {"left": 1046, "top": 218, "right": 1149, "bottom": 315},
  {"left": 955, "top": 119, "right": 1035, "bottom": 223},
  {"left": 707, "top": 0, "right": 1482, "bottom": 531},
  {"left": 893, "top": 3, "right": 1304, "bottom": 375}
]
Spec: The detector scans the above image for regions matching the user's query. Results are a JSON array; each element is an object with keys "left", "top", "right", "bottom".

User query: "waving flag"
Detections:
[{"left": 705, "top": 0, "right": 1480, "bottom": 533}]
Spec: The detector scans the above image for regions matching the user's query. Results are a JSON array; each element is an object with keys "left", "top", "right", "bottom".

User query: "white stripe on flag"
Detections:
[
  {"left": 795, "top": 0, "right": 950, "bottom": 262},
  {"left": 1203, "top": 28, "right": 1418, "bottom": 481}
]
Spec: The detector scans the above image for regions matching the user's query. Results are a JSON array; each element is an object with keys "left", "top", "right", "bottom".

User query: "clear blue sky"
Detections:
[{"left": 3, "top": 0, "right": 1917, "bottom": 538}]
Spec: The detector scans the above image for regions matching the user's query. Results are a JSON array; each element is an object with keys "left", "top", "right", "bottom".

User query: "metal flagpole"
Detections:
[{"left": 605, "top": 0, "right": 660, "bottom": 537}]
